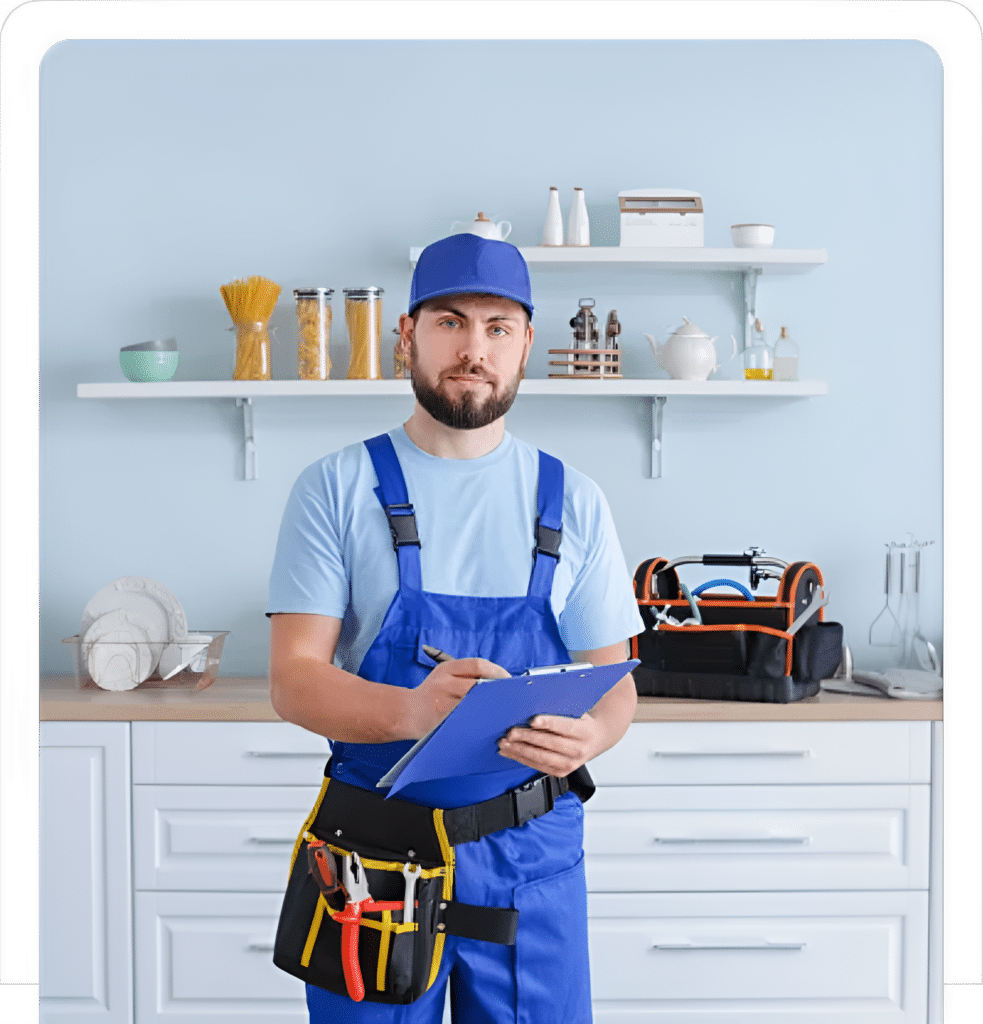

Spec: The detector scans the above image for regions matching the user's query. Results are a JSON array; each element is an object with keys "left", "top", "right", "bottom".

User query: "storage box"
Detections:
[
  {"left": 618, "top": 189, "right": 704, "bottom": 247},
  {"left": 62, "top": 631, "right": 229, "bottom": 691}
]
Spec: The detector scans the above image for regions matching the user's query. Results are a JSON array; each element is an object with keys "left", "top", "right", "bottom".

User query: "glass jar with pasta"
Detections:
[
  {"left": 293, "top": 288, "right": 334, "bottom": 380},
  {"left": 344, "top": 287, "right": 384, "bottom": 380}
]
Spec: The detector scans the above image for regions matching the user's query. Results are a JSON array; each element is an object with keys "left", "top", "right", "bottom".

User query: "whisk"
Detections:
[{"left": 868, "top": 546, "right": 902, "bottom": 647}]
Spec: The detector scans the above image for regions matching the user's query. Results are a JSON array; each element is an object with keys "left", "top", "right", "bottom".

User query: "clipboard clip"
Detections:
[{"left": 520, "top": 661, "right": 592, "bottom": 677}]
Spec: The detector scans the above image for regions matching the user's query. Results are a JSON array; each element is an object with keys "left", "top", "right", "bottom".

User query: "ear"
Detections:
[{"left": 397, "top": 313, "right": 414, "bottom": 357}]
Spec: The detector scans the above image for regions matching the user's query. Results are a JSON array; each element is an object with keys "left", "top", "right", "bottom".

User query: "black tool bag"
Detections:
[
  {"left": 274, "top": 771, "right": 521, "bottom": 1005},
  {"left": 630, "top": 552, "right": 844, "bottom": 704}
]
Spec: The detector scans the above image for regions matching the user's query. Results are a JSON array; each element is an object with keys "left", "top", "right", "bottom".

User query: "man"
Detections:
[{"left": 268, "top": 232, "right": 644, "bottom": 1023}]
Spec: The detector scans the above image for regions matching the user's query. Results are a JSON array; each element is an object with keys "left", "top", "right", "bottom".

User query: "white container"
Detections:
[
  {"left": 731, "top": 223, "right": 775, "bottom": 247},
  {"left": 567, "top": 187, "right": 590, "bottom": 246},
  {"left": 618, "top": 189, "right": 704, "bottom": 247},
  {"left": 541, "top": 186, "right": 563, "bottom": 246}
]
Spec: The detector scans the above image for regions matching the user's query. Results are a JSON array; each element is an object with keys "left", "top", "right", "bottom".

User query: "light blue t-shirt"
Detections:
[{"left": 267, "top": 427, "right": 644, "bottom": 673}]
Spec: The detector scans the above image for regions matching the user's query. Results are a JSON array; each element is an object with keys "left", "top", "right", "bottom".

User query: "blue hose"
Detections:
[{"left": 691, "top": 578, "right": 754, "bottom": 601}]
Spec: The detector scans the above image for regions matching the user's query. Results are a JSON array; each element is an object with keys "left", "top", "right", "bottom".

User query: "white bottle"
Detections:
[
  {"left": 567, "top": 187, "right": 590, "bottom": 246},
  {"left": 541, "top": 186, "right": 563, "bottom": 246}
]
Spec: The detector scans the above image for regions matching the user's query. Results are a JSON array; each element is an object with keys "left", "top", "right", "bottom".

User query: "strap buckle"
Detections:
[
  {"left": 385, "top": 503, "right": 420, "bottom": 551},
  {"left": 512, "top": 775, "right": 553, "bottom": 827},
  {"left": 534, "top": 518, "right": 561, "bottom": 563}
]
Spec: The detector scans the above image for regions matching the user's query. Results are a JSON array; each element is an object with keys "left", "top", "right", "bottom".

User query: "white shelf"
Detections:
[
  {"left": 409, "top": 246, "right": 827, "bottom": 274},
  {"left": 76, "top": 379, "right": 826, "bottom": 400}
]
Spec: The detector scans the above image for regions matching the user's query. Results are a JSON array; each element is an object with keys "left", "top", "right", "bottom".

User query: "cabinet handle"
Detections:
[
  {"left": 246, "top": 942, "right": 276, "bottom": 952},
  {"left": 649, "top": 749, "right": 811, "bottom": 758},
  {"left": 652, "top": 941, "right": 806, "bottom": 951},
  {"left": 651, "top": 836, "right": 810, "bottom": 845},
  {"left": 244, "top": 751, "right": 328, "bottom": 758},
  {"left": 247, "top": 837, "right": 295, "bottom": 845}
]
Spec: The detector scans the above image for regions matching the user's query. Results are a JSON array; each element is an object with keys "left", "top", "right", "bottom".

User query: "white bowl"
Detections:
[{"left": 731, "top": 224, "right": 775, "bottom": 248}]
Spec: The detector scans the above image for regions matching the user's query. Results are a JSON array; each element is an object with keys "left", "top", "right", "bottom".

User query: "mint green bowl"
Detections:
[{"left": 120, "top": 350, "right": 179, "bottom": 382}]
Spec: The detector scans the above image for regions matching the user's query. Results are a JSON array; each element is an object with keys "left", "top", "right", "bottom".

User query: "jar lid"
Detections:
[
  {"left": 344, "top": 287, "right": 384, "bottom": 298},
  {"left": 293, "top": 288, "right": 334, "bottom": 299}
]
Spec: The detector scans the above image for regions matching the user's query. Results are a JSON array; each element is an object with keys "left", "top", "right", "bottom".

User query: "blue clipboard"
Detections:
[{"left": 377, "top": 659, "right": 639, "bottom": 798}]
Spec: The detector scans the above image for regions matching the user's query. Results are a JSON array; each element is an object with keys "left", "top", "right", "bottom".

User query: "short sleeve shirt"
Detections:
[{"left": 267, "top": 427, "right": 644, "bottom": 673}]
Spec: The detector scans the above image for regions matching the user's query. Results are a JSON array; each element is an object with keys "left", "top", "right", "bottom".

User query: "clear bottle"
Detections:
[
  {"left": 344, "top": 287, "right": 384, "bottom": 380},
  {"left": 744, "top": 317, "right": 773, "bottom": 380},
  {"left": 773, "top": 325, "right": 799, "bottom": 381},
  {"left": 293, "top": 288, "right": 333, "bottom": 380}
]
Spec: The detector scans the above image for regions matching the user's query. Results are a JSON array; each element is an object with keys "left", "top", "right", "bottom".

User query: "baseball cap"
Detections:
[{"left": 408, "top": 233, "right": 534, "bottom": 319}]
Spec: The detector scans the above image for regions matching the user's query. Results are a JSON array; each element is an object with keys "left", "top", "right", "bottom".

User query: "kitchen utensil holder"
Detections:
[{"left": 548, "top": 348, "right": 622, "bottom": 378}]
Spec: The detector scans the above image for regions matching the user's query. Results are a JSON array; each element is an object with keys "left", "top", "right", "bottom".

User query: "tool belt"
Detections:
[
  {"left": 631, "top": 551, "right": 844, "bottom": 704},
  {"left": 273, "top": 766, "right": 575, "bottom": 1004}
]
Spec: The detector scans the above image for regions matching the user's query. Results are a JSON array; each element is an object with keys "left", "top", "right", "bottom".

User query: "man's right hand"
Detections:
[{"left": 410, "top": 657, "right": 510, "bottom": 737}]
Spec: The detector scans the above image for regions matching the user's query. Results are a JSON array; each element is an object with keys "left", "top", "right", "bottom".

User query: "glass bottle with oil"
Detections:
[{"left": 744, "top": 318, "right": 774, "bottom": 380}]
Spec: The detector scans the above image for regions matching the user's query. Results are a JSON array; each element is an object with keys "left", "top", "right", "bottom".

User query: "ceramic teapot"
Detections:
[
  {"left": 451, "top": 212, "right": 512, "bottom": 241},
  {"left": 645, "top": 317, "right": 737, "bottom": 381}
]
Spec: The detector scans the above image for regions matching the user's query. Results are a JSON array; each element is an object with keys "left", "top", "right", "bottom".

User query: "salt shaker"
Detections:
[
  {"left": 541, "top": 186, "right": 563, "bottom": 246},
  {"left": 567, "top": 187, "right": 590, "bottom": 246}
]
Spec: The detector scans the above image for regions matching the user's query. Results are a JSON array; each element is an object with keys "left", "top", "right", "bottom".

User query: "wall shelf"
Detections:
[
  {"left": 77, "top": 379, "right": 827, "bottom": 480},
  {"left": 409, "top": 245, "right": 827, "bottom": 274}
]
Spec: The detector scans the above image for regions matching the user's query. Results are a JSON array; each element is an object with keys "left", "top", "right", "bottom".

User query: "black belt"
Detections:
[{"left": 314, "top": 766, "right": 573, "bottom": 863}]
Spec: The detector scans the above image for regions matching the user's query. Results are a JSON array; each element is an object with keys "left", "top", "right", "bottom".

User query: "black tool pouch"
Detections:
[{"left": 273, "top": 773, "right": 519, "bottom": 1005}]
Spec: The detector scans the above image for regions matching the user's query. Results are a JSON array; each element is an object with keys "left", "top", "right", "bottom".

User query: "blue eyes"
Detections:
[{"left": 438, "top": 319, "right": 508, "bottom": 335}]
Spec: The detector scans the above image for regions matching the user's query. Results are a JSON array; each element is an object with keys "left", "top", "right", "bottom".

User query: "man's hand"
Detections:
[
  {"left": 409, "top": 658, "right": 510, "bottom": 737},
  {"left": 497, "top": 712, "right": 605, "bottom": 777}
]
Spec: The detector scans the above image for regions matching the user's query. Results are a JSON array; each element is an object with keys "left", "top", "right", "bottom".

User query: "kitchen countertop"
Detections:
[{"left": 40, "top": 675, "right": 942, "bottom": 722}]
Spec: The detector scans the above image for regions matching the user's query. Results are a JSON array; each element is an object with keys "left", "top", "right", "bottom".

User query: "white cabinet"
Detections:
[
  {"left": 40, "top": 722, "right": 133, "bottom": 1024},
  {"left": 131, "top": 722, "right": 325, "bottom": 1023},
  {"left": 584, "top": 720, "right": 937, "bottom": 1024}
]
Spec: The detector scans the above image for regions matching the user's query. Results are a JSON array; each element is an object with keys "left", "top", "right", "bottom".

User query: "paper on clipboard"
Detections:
[{"left": 377, "top": 659, "right": 638, "bottom": 797}]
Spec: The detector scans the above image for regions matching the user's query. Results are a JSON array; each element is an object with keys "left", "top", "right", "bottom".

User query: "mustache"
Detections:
[{"left": 441, "top": 366, "right": 493, "bottom": 381}]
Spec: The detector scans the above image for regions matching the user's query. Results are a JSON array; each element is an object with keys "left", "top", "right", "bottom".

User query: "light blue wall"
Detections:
[{"left": 40, "top": 39, "right": 942, "bottom": 676}]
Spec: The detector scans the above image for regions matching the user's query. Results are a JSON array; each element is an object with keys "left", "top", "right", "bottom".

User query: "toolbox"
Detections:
[{"left": 630, "top": 550, "right": 844, "bottom": 703}]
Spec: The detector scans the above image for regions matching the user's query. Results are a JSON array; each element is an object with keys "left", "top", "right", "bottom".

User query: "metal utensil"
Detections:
[
  {"left": 868, "top": 548, "right": 901, "bottom": 647},
  {"left": 909, "top": 548, "right": 940, "bottom": 673}
]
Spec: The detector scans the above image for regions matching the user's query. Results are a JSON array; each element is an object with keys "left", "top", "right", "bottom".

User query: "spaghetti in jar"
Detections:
[
  {"left": 344, "top": 287, "right": 384, "bottom": 380},
  {"left": 293, "top": 288, "right": 334, "bottom": 380}
]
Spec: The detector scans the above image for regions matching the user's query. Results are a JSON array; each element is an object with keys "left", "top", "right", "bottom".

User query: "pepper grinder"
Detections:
[
  {"left": 570, "top": 298, "right": 599, "bottom": 373},
  {"left": 605, "top": 309, "right": 621, "bottom": 367}
]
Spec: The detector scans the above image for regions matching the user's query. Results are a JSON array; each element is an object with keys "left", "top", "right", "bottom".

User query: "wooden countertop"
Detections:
[{"left": 40, "top": 675, "right": 942, "bottom": 723}]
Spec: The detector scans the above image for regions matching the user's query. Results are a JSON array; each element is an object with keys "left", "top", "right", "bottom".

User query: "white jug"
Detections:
[
  {"left": 451, "top": 212, "right": 512, "bottom": 241},
  {"left": 645, "top": 318, "right": 737, "bottom": 381}
]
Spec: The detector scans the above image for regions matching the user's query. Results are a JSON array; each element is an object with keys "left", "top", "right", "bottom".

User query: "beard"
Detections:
[{"left": 408, "top": 339, "right": 525, "bottom": 430}]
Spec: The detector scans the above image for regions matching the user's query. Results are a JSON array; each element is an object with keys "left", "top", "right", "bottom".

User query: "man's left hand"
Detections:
[{"left": 497, "top": 713, "right": 603, "bottom": 777}]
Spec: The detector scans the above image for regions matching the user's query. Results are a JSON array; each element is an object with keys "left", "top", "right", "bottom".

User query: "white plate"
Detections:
[
  {"left": 81, "top": 576, "right": 187, "bottom": 643},
  {"left": 82, "top": 610, "right": 160, "bottom": 690}
]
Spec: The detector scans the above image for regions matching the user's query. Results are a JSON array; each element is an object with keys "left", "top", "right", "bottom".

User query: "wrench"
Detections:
[{"left": 401, "top": 862, "right": 421, "bottom": 923}]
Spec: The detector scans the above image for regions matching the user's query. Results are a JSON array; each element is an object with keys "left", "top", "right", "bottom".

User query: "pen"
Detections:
[{"left": 422, "top": 644, "right": 454, "bottom": 663}]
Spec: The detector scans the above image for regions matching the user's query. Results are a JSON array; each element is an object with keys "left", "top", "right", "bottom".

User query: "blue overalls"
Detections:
[{"left": 306, "top": 433, "right": 593, "bottom": 1024}]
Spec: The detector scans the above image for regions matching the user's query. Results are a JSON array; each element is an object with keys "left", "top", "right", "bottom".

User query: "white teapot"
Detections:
[
  {"left": 645, "top": 317, "right": 737, "bottom": 381},
  {"left": 451, "top": 212, "right": 512, "bottom": 241}
]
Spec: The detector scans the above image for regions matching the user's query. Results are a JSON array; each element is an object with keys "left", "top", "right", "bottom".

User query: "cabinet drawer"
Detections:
[
  {"left": 589, "top": 721, "right": 930, "bottom": 786},
  {"left": 133, "top": 785, "right": 320, "bottom": 891},
  {"left": 588, "top": 890, "right": 928, "bottom": 1024},
  {"left": 584, "top": 784, "right": 930, "bottom": 892},
  {"left": 132, "top": 721, "right": 330, "bottom": 784},
  {"left": 134, "top": 891, "right": 306, "bottom": 1023}
]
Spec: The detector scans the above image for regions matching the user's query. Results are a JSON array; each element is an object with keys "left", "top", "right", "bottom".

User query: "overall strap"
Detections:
[
  {"left": 364, "top": 434, "right": 422, "bottom": 592},
  {"left": 528, "top": 450, "right": 564, "bottom": 600}
]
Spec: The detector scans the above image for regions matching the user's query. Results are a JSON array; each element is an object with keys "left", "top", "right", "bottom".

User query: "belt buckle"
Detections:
[{"left": 513, "top": 776, "right": 550, "bottom": 827}]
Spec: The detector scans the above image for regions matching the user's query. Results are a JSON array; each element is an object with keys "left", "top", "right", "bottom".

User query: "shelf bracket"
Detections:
[
  {"left": 742, "top": 268, "right": 762, "bottom": 351},
  {"left": 236, "top": 398, "right": 258, "bottom": 480},
  {"left": 650, "top": 396, "right": 666, "bottom": 478}
]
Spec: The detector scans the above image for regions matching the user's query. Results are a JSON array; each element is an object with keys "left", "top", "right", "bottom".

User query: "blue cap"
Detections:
[{"left": 409, "top": 233, "right": 534, "bottom": 319}]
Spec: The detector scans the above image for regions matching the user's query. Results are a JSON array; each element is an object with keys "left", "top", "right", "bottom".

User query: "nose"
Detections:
[{"left": 454, "top": 322, "right": 489, "bottom": 364}]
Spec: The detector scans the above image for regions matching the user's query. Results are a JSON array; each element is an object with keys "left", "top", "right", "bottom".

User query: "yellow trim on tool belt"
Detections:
[
  {"left": 428, "top": 808, "right": 455, "bottom": 989},
  {"left": 302, "top": 894, "right": 329, "bottom": 968},
  {"left": 377, "top": 911, "right": 391, "bottom": 992},
  {"left": 289, "top": 777, "right": 331, "bottom": 877}
]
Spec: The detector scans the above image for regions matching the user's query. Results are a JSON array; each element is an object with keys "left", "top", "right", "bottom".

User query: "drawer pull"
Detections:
[
  {"left": 650, "top": 749, "right": 811, "bottom": 758},
  {"left": 652, "top": 836, "right": 810, "bottom": 845},
  {"left": 247, "top": 837, "right": 295, "bottom": 845},
  {"left": 652, "top": 941, "right": 806, "bottom": 951},
  {"left": 246, "top": 942, "right": 276, "bottom": 952},
  {"left": 245, "top": 751, "right": 328, "bottom": 758}
]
